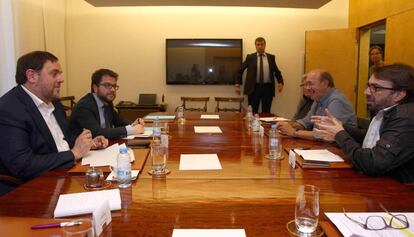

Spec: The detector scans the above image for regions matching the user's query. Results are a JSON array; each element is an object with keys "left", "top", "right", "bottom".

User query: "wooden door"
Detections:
[{"left": 305, "top": 29, "right": 358, "bottom": 108}]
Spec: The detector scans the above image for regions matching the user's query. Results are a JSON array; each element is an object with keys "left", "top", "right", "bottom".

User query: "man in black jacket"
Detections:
[
  {"left": 312, "top": 63, "right": 414, "bottom": 183},
  {"left": 235, "top": 37, "right": 284, "bottom": 114},
  {"left": 69, "top": 69, "right": 144, "bottom": 139}
]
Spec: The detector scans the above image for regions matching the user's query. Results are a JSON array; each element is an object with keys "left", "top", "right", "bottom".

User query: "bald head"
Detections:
[{"left": 303, "top": 69, "right": 335, "bottom": 101}]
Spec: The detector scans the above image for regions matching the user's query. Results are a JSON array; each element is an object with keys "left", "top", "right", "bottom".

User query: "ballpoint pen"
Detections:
[{"left": 31, "top": 221, "right": 82, "bottom": 230}]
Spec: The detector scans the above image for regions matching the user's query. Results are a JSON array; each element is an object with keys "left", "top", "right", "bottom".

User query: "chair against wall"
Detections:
[
  {"left": 181, "top": 97, "right": 209, "bottom": 112},
  {"left": 215, "top": 97, "right": 244, "bottom": 112},
  {"left": 59, "top": 96, "right": 76, "bottom": 117}
]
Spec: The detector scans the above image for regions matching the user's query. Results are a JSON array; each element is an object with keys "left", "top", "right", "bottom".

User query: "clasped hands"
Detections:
[{"left": 71, "top": 129, "right": 108, "bottom": 161}]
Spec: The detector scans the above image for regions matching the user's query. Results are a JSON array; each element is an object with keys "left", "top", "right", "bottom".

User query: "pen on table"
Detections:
[{"left": 31, "top": 221, "right": 82, "bottom": 230}]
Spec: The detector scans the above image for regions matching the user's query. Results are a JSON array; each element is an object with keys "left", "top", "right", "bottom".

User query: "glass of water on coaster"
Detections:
[{"left": 149, "top": 143, "right": 170, "bottom": 176}]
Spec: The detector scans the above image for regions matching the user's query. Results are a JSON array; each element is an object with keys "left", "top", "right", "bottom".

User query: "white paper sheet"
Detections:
[
  {"left": 145, "top": 115, "right": 176, "bottom": 120},
  {"left": 326, "top": 212, "right": 414, "bottom": 237},
  {"left": 194, "top": 126, "right": 222, "bottom": 133},
  {"left": 200, "top": 114, "right": 220, "bottom": 119},
  {"left": 294, "top": 149, "right": 344, "bottom": 162},
  {"left": 81, "top": 143, "right": 135, "bottom": 167},
  {"left": 179, "top": 154, "right": 222, "bottom": 170},
  {"left": 123, "top": 127, "right": 153, "bottom": 139},
  {"left": 172, "top": 229, "right": 246, "bottom": 237},
  {"left": 106, "top": 170, "right": 140, "bottom": 181},
  {"left": 259, "top": 117, "right": 289, "bottom": 122},
  {"left": 54, "top": 189, "right": 121, "bottom": 218}
]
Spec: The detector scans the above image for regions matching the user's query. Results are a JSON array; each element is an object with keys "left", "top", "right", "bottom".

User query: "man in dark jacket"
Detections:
[{"left": 312, "top": 63, "right": 414, "bottom": 183}]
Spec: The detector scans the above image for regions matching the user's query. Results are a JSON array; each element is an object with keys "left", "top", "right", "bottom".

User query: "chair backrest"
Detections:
[
  {"left": 181, "top": 97, "right": 209, "bottom": 112},
  {"left": 215, "top": 97, "right": 244, "bottom": 112},
  {"left": 59, "top": 96, "right": 76, "bottom": 117}
]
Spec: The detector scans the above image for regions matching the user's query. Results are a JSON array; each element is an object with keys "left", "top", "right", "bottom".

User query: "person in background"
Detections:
[
  {"left": 369, "top": 45, "right": 384, "bottom": 76},
  {"left": 69, "top": 69, "right": 144, "bottom": 139},
  {"left": 312, "top": 64, "right": 414, "bottom": 183},
  {"left": 277, "top": 69, "right": 356, "bottom": 140},
  {"left": 293, "top": 74, "right": 314, "bottom": 120},
  {"left": 235, "top": 37, "right": 284, "bottom": 114},
  {"left": 0, "top": 51, "right": 108, "bottom": 196}
]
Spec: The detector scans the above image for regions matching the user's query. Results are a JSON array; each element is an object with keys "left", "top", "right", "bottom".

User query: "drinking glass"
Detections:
[
  {"left": 295, "top": 185, "right": 320, "bottom": 234},
  {"left": 63, "top": 219, "right": 94, "bottom": 237},
  {"left": 151, "top": 143, "right": 167, "bottom": 175}
]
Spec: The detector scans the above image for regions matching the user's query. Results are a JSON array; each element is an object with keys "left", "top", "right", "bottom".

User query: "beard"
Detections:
[{"left": 98, "top": 93, "right": 115, "bottom": 104}]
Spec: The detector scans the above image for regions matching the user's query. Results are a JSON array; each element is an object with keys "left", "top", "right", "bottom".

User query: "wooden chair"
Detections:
[
  {"left": 59, "top": 96, "right": 76, "bottom": 117},
  {"left": 181, "top": 97, "right": 209, "bottom": 112},
  {"left": 215, "top": 97, "right": 244, "bottom": 112}
]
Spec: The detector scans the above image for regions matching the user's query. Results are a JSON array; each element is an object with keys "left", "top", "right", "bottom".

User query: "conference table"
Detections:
[{"left": 0, "top": 111, "right": 413, "bottom": 236}]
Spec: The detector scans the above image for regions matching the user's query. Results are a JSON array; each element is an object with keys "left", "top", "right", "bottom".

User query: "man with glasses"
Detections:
[
  {"left": 312, "top": 63, "right": 414, "bottom": 183},
  {"left": 277, "top": 69, "right": 356, "bottom": 140},
  {"left": 0, "top": 51, "right": 108, "bottom": 195},
  {"left": 69, "top": 69, "right": 144, "bottom": 139}
]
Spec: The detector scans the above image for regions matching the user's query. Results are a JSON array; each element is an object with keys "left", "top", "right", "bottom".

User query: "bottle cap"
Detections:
[
  {"left": 271, "top": 124, "right": 277, "bottom": 129},
  {"left": 119, "top": 146, "right": 128, "bottom": 153}
]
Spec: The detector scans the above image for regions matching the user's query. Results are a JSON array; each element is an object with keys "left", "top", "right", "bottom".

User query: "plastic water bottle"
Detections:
[
  {"left": 245, "top": 105, "right": 253, "bottom": 130},
  {"left": 153, "top": 117, "right": 161, "bottom": 144},
  {"left": 177, "top": 106, "right": 184, "bottom": 124},
  {"left": 268, "top": 124, "right": 282, "bottom": 159},
  {"left": 252, "top": 114, "right": 260, "bottom": 132},
  {"left": 117, "top": 146, "right": 131, "bottom": 188}
]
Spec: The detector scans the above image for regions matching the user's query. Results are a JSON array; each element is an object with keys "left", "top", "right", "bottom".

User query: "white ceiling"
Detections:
[{"left": 85, "top": 0, "right": 331, "bottom": 9}]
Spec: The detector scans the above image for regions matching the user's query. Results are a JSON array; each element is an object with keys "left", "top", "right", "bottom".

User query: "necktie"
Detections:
[
  {"left": 259, "top": 54, "right": 264, "bottom": 85},
  {"left": 103, "top": 105, "right": 111, "bottom": 128}
]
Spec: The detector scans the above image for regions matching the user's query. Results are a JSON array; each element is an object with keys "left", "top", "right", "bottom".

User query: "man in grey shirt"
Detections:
[{"left": 278, "top": 69, "right": 356, "bottom": 140}]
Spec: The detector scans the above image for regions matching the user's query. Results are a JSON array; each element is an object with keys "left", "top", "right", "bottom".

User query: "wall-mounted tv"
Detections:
[{"left": 166, "top": 39, "right": 243, "bottom": 85}]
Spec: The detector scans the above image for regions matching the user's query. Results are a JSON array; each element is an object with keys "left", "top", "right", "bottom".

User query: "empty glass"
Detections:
[
  {"left": 295, "top": 185, "right": 320, "bottom": 234},
  {"left": 151, "top": 143, "right": 167, "bottom": 175}
]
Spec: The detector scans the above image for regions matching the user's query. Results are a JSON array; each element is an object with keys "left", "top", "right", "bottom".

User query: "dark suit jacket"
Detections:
[
  {"left": 69, "top": 93, "right": 131, "bottom": 139},
  {"left": 0, "top": 86, "right": 75, "bottom": 194},
  {"left": 336, "top": 102, "right": 414, "bottom": 183},
  {"left": 236, "top": 52, "right": 284, "bottom": 96}
]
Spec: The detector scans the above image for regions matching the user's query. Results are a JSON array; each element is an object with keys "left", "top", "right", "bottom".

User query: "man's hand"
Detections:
[
  {"left": 131, "top": 124, "right": 145, "bottom": 134},
  {"left": 131, "top": 118, "right": 145, "bottom": 127},
  {"left": 311, "top": 109, "right": 344, "bottom": 142},
  {"left": 277, "top": 83, "right": 284, "bottom": 93},
  {"left": 277, "top": 121, "right": 296, "bottom": 137},
  {"left": 71, "top": 129, "right": 94, "bottom": 161},
  {"left": 235, "top": 84, "right": 241, "bottom": 95},
  {"left": 92, "top": 136, "right": 108, "bottom": 150}
]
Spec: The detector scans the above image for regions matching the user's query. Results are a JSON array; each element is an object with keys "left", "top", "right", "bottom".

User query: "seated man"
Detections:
[
  {"left": 0, "top": 51, "right": 108, "bottom": 196},
  {"left": 69, "top": 69, "right": 144, "bottom": 139},
  {"left": 278, "top": 69, "right": 356, "bottom": 140},
  {"left": 312, "top": 64, "right": 414, "bottom": 183}
]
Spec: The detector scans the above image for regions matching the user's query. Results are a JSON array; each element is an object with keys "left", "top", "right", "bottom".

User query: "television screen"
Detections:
[{"left": 166, "top": 39, "right": 243, "bottom": 85}]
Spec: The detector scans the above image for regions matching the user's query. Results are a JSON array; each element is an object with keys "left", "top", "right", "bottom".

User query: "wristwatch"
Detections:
[{"left": 292, "top": 131, "right": 299, "bottom": 138}]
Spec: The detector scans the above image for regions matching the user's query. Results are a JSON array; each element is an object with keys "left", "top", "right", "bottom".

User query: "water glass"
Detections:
[
  {"left": 151, "top": 143, "right": 167, "bottom": 175},
  {"left": 295, "top": 185, "right": 320, "bottom": 234},
  {"left": 63, "top": 219, "right": 94, "bottom": 237}
]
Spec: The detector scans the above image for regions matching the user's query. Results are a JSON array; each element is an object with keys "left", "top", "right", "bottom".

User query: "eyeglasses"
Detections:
[
  {"left": 99, "top": 83, "right": 119, "bottom": 90},
  {"left": 343, "top": 204, "right": 409, "bottom": 231},
  {"left": 366, "top": 83, "right": 395, "bottom": 93}
]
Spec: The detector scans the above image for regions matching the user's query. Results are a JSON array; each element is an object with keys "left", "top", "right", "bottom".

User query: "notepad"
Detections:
[
  {"left": 172, "top": 229, "right": 246, "bottom": 237},
  {"left": 259, "top": 117, "right": 289, "bottom": 122},
  {"left": 179, "top": 154, "right": 222, "bottom": 170},
  {"left": 54, "top": 189, "right": 121, "bottom": 218},
  {"left": 124, "top": 127, "right": 153, "bottom": 139},
  {"left": 81, "top": 143, "right": 135, "bottom": 167},
  {"left": 201, "top": 114, "right": 220, "bottom": 119},
  {"left": 145, "top": 115, "right": 176, "bottom": 120},
  {"left": 294, "top": 149, "right": 344, "bottom": 163},
  {"left": 194, "top": 126, "right": 222, "bottom": 133}
]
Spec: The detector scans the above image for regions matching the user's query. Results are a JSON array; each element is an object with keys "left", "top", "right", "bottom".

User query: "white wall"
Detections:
[{"left": 66, "top": 0, "right": 349, "bottom": 117}]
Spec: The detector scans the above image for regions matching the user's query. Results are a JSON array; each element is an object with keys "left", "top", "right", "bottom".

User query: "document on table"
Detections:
[
  {"left": 194, "top": 126, "right": 222, "bottom": 133},
  {"left": 201, "top": 114, "right": 220, "bottom": 119},
  {"left": 145, "top": 115, "right": 176, "bottom": 120},
  {"left": 172, "top": 229, "right": 246, "bottom": 237},
  {"left": 259, "top": 117, "right": 289, "bottom": 122},
  {"left": 294, "top": 149, "right": 344, "bottom": 162},
  {"left": 54, "top": 189, "right": 121, "bottom": 218},
  {"left": 325, "top": 212, "right": 414, "bottom": 237},
  {"left": 81, "top": 143, "right": 135, "bottom": 167},
  {"left": 179, "top": 154, "right": 222, "bottom": 170},
  {"left": 124, "top": 127, "right": 153, "bottom": 139}
]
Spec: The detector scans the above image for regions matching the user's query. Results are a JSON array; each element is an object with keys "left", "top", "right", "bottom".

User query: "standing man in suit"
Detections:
[
  {"left": 0, "top": 51, "right": 108, "bottom": 196},
  {"left": 69, "top": 69, "right": 144, "bottom": 139},
  {"left": 235, "top": 37, "right": 284, "bottom": 114}
]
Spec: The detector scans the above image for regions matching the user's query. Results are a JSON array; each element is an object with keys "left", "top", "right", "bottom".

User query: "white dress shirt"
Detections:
[
  {"left": 22, "top": 86, "right": 70, "bottom": 152},
  {"left": 362, "top": 105, "right": 396, "bottom": 149}
]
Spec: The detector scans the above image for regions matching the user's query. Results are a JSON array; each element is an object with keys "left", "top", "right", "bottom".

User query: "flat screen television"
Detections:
[{"left": 166, "top": 39, "right": 243, "bottom": 85}]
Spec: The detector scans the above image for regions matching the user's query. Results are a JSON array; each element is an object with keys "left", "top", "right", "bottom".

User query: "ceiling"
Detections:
[{"left": 85, "top": 0, "right": 331, "bottom": 9}]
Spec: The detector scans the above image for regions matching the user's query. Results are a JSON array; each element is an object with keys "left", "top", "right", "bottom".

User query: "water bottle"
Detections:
[
  {"left": 252, "top": 114, "right": 260, "bottom": 132},
  {"left": 245, "top": 105, "right": 253, "bottom": 130},
  {"left": 153, "top": 117, "right": 161, "bottom": 144},
  {"left": 177, "top": 106, "right": 185, "bottom": 124},
  {"left": 268, "top": 124, "right": 282, "bottom": 159},
  {"left": 117, "top": 146, "right": 131, "bottom": 188}
]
